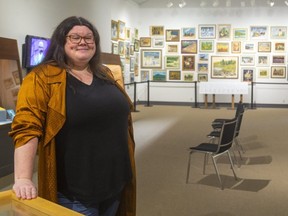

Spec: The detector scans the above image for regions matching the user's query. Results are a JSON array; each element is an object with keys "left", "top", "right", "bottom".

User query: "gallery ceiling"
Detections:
[{"left": 129, "top": 0, "right": 288, "bottom": 8}]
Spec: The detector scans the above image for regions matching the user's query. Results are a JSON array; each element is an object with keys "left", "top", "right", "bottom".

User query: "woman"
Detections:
[{"left": 9, "top": 16, "right": 136, "bottom": 216}]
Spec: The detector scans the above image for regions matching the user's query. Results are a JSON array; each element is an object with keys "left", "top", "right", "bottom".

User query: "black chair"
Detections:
[{"left": 186, "top": 118, "right": 238, "bottom": 190}]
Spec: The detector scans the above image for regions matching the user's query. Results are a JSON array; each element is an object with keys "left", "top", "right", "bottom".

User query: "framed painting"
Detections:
[
  {"left": 125, "top": 27, "right": 131, "bottom": 41},
  {"left": 211, "top": 56, "right": 239, "bottom": 79},
  {"left": 181, "top": 40, "right": 197, "bottom": 54},
  {"left": 166, "top": 29, "right": 180, "bottom": 42},
  {"left": 152, "top": 38, "right": 164, "bottom": 48},
  {"left": 217, "top": 24, "right": 231, "bottom": 40},
  {"left": 130, "top": 57, "right": 135, "bottom": 72},
  {"left": 240, "top": 55, "right": 255, "bottom": 66},
  {"left": 258, "top": 42, "right": 271, "bottom": 52},
  {"left": 198, "top": 73, "right": 208, "bottom": 82},
  {"left": 182, "top": 55, "right": 195, "bottom": 71},
  {"left": 198, "top": 53, "right": 209, "bottom": 62},
  {"left": 111, "top": 20, "right": 118, "bottom": 41},
  {"left": 111, "top": 42, "right": 119, "bottom": 55},
  {"left": 164, "top": 55, "right": 180, "bottom": 69},
  {"left": 270, "top": 26, "right": 287, "bottom": 39},
  {"left": 272, "top": 55, "right": 286, "bottom": 65},
  {"left": 141, "top": 49, "right": 162, "bottom": 68},
  {"left": 152, "top": 70, "right": 167, "bottom": 81},
  {"left": 273, "top": 42, "right": 286, "bottom": 52},
  {"left": 140, "top": 37, "right": 151, "bottom": 47},
  {"left": 168, "top": 70, "right": 181, "bottom": 80},
  {"left": 257, "top": 67, "right": 269, "bottom": 79},
  {"left": 118, "top": 20, "right": 126, "bottom": 40},
  {"left": 134, "top": 28, "right": 139, "bottom": 39},
  {"left": 118, "top": 41, "right": 125, "bottom": 56},
  {"left": 166, "top": 44, "right": 179, "bottom": 54},
  {"left": 216, "top": 42, "right": 229, "bottom": 53},
  {"left": 198, "top": 63, "right": 209, "bottom": 73},
  {"left": 150, "top": 26, "right": 164, "bottom": 36},
  {"left": 183, "top": 72, "right": 194, "bottom": 81},
  {"left": 231, "top": 41, "right": 241, "bottom": 53},
  {"left": 243, "top": 42, "right": 256, "bottom": 53},
  {"left": 134, "top": 39, "right": 140, "bottom": 52},
  {"left": 181, "top": 27, "right": 196, "bottom": 39},
  {"left": 233, "top": 28, "right": 248, "bottom": 40},
  {"left": 250, "top": 26, "right": 269, "bottom": 40},
  {"left": 257, "top": 55, "right": 270, "bottom": 66},
  {"left": 241, "top": 67, "right": 254, "bottom": 83},
  {"left": 271, "top": 66, "right": 286, "bottom": 78},
  {"left": 130, "top": 45, "right": 134, "bottom": 55},
  {"left": 199, "top": 24, "right": 216, "bottom": 39},
  {"left": 199, "top": 40, "right": 214, "bottom": 52},
  {"left": 140, "top": 70, "right": 150, "bottom": 81}
]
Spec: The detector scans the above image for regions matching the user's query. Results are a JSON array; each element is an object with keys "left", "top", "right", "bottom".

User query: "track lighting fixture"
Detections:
[
  {"left": 200, "top": 0, "right": 206, "bottom": 7},
  {"left": 267, "top": 0, "right": 274, "bottom": 7},
  {"left": 179, "top": 0, "right": 186, "bottom": 8},
  {"left": 166, "top": 1, "right": 173, "bottom": 8},
  {"left": 285, "top": 0, "right": 288, "bottom": 6},
  {"left": 212, "top": 0, "right": 219, "bottom": 7}
]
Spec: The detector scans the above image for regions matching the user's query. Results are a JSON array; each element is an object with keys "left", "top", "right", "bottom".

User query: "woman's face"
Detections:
[{"left": 65, "top": 25, "right": 96, "bottom": 67}]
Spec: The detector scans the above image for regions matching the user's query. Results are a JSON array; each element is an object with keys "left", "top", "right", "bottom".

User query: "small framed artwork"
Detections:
[
  {"left": 152, "top": 70, "right": 167, "bottom": 81},
  {"left": 150, "top": 26, "right": 165, "bottom": 37},
  {"left": 216, "top": 42, "right": 230, "bottom": 53},
  {"left": 233, "top": 28, "right": 248, "bottom": 40},
  {"left": 182, "top": 55, "right": 195, "bottom": 71},
  {"left": 134, "top": 28, "right": 139, "bottom": 39},
  {"left": 12, "top": 70, "right": 21, "bottom": 85},
  {"left": 270, "top": 26, "right": 287, "bottom": 39},
  {"left": 140, "top": 37, "right": 151, "bottom": 47},
  {"left": 118, "top": 20, "right": 126, "bottom": 40},
  {"left": 182, "top": 72, "right": 194, "bottom": 81},
  {"left": 243, "top": 42, "right": 256, "bottom": 53},
  {"left": 250, "top": 26, "right": 269, "bottom": 40},
  {"left": 273, "top": 42, "right": 286, "bottom": 52},
  {"left": 199, "top": 24, "right": 216, "bottom": 39},
  {"left": 217, "top": 24, "right": 231, "bottom": 40},
  {"left": 125, "top": 27, "right": 131, "bottom": 41},
  {"left": 198, "top": 53, "right": 209, "bottom": 62},
  {"left": 257, "top": 55, "right": 270, "bottom": 66},
  {"left": 141, "top": 49, "right": 162, "bottom": 69},
  {"left": 118, "top": 41, "right": 125, "bottom": 56},
  {"left": 168, "top": 70, "right": 181, "bottom": 81},
  {"left": 164, "top": 55, "right": 180, "bottom": 69},
  {"left": 211, "top": 56, "right": 238, "bottom": 79},
  {"left": 140, "top": 70, "right": 150, "bottom": 81},
  {"left": 181, "top": 27, "right": 196, "bottom": 39},
  {"left": 257, "top": 67, "right": 269, "bottom": 79},
  {"left": 112, "top": 42, "right": 119, "bottom": 55},
  {"left": 166, "top": 29, "right": 180, "bottom": 42},
  {"left": 130, "top": 57, "right": 135, "bottom": 72},
  {"left": 130, "top": 45, "right": 134, "bottom": 56},
  {"left": 181, "top": 40, "right": 197, "bottom": 54},
  {"left": 124, "top": 42, "right": 130, "bottom": 59},
  {"left": 134, "top": 39, "right": 140, "bottom": 52},
  {"left": 152, "top": 38, "right": 164, "bottom": 48},
  {"left": 272, "top": 55, "right": 286, "bottom": 65},
  {"left": 241, "top": 67, "right": 254, "bottom": 83},
  {"left": 271, "top": 66, "right": 286, "bottom": 78},
  {"left": 130, "top": 73, "right": 135, "bottom": 83},
  {"left": 258, "top": 42, "right": 271, "bottom": 52},
  {"left": 166, "top": 44, "right": 179, "bottom": 54},
  {"left": 199, "top": 40, "right": 214, "bottom": 52},
  {"left": 111, "top": 20, "right": 118, "bottom": 41},
  {"left": 231, "top": 41, "right": 241, "bottom": 53},
  {"left": 198, "top": 73, "right": 208, "bottom": 82},
  {"left": 198, "top": 63, "right": 209, "bottom": 73},
  {"left": 240, "top": 55, "right": 255, "bottom": 66}
]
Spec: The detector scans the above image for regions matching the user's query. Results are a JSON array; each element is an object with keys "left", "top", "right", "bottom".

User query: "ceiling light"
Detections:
[
  {"left": 241, "top": 1, "right": 246, "bottom": 7},
  {"left": 226, "top": 0, "right": 231, "bottom": 7},
  {"left": 179, "top": 0, "right": 186, "bottom": 8},
  {"left": 267, "top": 0, "right": 274, "bottom": 6},
  {"left": 212, "top": 0, "right": 219, "bottom": 7},
  {"left": 200, "top": 0, "right": 206, "bottom": 7},
  {"left": 285, "top": 0, "right": 288, "bottom": 6},
  {"left": 166, "top": 2, "right": 173, "bottom": 7}
]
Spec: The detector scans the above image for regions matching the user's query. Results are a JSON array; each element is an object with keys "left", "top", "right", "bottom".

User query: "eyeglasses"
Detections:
[{"left": 66, "top": 34, "right": 95, "bottom": 44}]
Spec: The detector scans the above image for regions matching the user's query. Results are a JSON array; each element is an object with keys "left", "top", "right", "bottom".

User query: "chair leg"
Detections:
[
  {"left": 235, "top": 137, "right": 245, "bottom": 154},
  {"left": 232, "top": 145, "right": 241, "bottom": 168},
  {"left": 227, "top": 151, "right": 238, "bottom": 181},
  {"left": 186, "top": 151, "right": 192, "bottom": 183},
  {"left": 203, "top": 153, "right": 208, "bottom": 174},
  {"left": 211, "top": 156, "right": 223, "bottom": 190}
]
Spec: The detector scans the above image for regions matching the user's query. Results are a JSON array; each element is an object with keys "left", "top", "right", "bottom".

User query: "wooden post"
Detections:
[
  {"left": 240, "top": 94, "right": 243, "bottom": 103},
  {"left": 205, "top": 94, "right": 208, "bottom": 108},
  {"left": 212, "top": 94, "right": 216, "bottom": 108},
  {"left": 231, "top": 94, "right": 235, "bottom": 109}
]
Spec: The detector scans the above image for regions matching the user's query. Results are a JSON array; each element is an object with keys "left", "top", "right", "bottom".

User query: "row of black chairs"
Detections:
[{"left": 186, "top": 102, "right": 245, "bottom": 189}]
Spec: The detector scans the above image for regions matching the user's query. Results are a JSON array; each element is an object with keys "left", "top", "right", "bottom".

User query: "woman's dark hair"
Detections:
[{"left": 42, "top": 16, "right": 113, "bottom": 81}]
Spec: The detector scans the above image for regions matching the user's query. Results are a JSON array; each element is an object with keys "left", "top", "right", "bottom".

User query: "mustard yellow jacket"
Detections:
[{"left": 9, "top": 64, "right": 136, "bottom": 216}]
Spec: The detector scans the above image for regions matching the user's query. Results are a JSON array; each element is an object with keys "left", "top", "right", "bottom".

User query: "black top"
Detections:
[{"left": 56, "top": 74, "right": 132, "bottom": 202}]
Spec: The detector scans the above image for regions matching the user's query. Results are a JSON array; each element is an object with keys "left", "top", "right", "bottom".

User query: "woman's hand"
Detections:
[{"left": 13, "top": 178, "right": 37, "bottom": 199}]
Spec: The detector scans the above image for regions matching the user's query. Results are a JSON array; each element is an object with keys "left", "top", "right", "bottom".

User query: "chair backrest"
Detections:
[
  {"left": 234, "top": 101, "right": 245, "bottom": 118},
  {"left": 216, "top": 118, "right": 237, "bottom": 153},
  {"left": 235, "top": 111, "right": 244, "bottom": 137}
]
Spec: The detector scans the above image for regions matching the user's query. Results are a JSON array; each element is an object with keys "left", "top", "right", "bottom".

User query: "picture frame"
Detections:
[
  {"left": 199, "top": 40, "right": 214, "bottom": 53},
  {"left": 118, "top": 41, "right": 125, "bottom": 56},
  {"left": 198, "top": 24, "right": 216, "bottom": 39},
  {"left": 240, "top": 55, "right": 255, "bottom": 66},
  {"left": 118, "top": 20, "right": 126, "bottom": 40},
  {"left": 134, "top": 39, "right": 140, "bottom": 52},
  {"left": 198, "top": 73, "right": 208, "bottom": 82},
  {"left": 271, "top": 66, "right": 286, "bottom": 78},
  {"left": 134, "top": 28, "right": 139, "bottom": 39},
  {"left": 241, "top": 67, "right": 254, "bottom": 83},
  {"left": 181, "top": 40, "right": 197, "bottom": 54},
  {"left": 243, "top": 42, "right": 256, "bottom": 53},
  {"left": 141, "top": 49, "right": 162, "bottom": 69},
  {"left": 272, "top": 55, "right": 286, "bottom": 65},
  {"left": 166, "top": 29, "right": 180, "bottom": 42},
  {"left": 250, "top": 26, "right": 269, "bottom": 40},
  {"left": 211, "top": 56, "right": 239, "bottom": 79},
  {"left": 168, "top": 70, "right": 181, "bottom": 80},
  {"left": 270, "top": 26, "right": 287, "bottom": 39},
  {"left": 181, "top": 27, "right": 196, "bottom": 39},
  {"left": 111, "top": 20, "right": 118, "bottom": 41},
  {"left": 164, "top": 55, "right": 180, "bottom": 69},
  {"left": 258, "top": 42, "right": 271, "bottom": 52},
  {"left": 130, "top": 57, "right": 135, "bottom": 72},
  {"left": 233, "top": 28, "right": 248, "bottom": 40},
  {"left": 217, "top": 24, "right": 231, "bottom": 40},
  {"left": 112, "top": 42, "right": 119, "bottom": 55},
  {"left": 257, "top": 67, "right": 269, "bottom": 78},
  {"left": 257, "top": 55, "right": 270, "bottom": 66},
  {"left": 273, "top": 42, "right": 286, "bottom": 53},
  {"left": 166, "top": 44, "right": 179, "bottom": 54},
  {"left": 150, "top": 26, "right": 165, "bottom": 37},
  {"left": 198, "top": 63, "right": 209, "bottom": 73},
  {"left": 152, "top": 70, "right": 167, "bottom": 81},
  {"left": 183, "top": 72, "right": 194, "bottom": 81},
  {"left": 231, "top": 41, "right": 241, "bottom": 53},
  {"left": 198, "top": 53, "right": 209, "bottom": 62},
  {"left": 140, "top": 70, "right": 150, "bottom": 81},
  {"left": 182, "top": 55, "right": 195, "bottom": 71},
  {"left": 152, "top": 38, "right": 164, "bottom": 48},
  {"left": 125, "top": 27, "right": 131, "bottom": 41},
  {"left": 139, "top": 37, "right": 151, "bottom": 47},
  {"left": 216, "top": 42, "right": 230, "bottom": 53}
]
